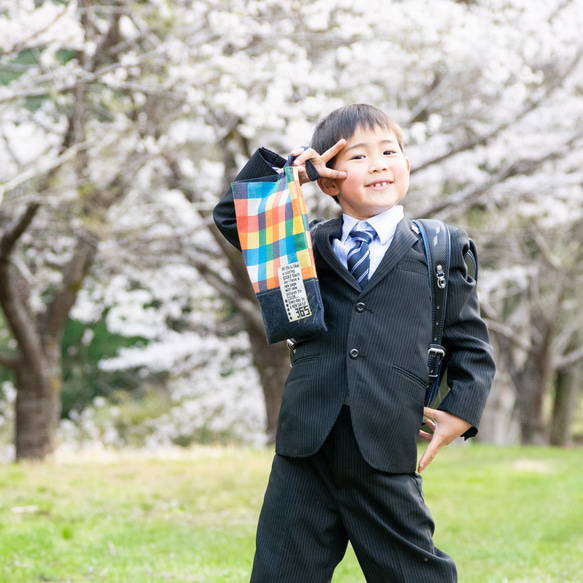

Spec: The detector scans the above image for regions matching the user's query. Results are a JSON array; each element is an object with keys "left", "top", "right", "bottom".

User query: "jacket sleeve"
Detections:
[
  {"left": 439, "top": 227, "right": 496, "bottom": 437},
  {"left": 213, "top": 147, "right": 286, "bottom": 250}
]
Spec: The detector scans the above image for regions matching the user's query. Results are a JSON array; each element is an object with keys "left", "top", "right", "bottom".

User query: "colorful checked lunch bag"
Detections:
[{"left": 232, "top": 149, "right": 327, "bottom": 344}]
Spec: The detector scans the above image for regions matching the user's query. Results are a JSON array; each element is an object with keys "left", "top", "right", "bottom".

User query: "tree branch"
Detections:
[
  {"left": 0, "top": 48, "right": 179, "bottom": 106},
  {"left": 553, "top": 344, "right": 583, "bottom": 372},
  {"left": 0, "top": 141, "right": 90, "bottom": 202},
  {"left": 0, "top": 3, "right": 71, "bottom": 57},
  {"left": 531, "top": 229, "right": 563, "bottom": 270},
  {"left": 187, "top": 255, "right": 264, "bottom": 333},
  {"left": 40, "top": 230, "right": 100, "bottom": 340},
  {"left": 162, "top": 149, "right": 259, "bottom": 309},
  {"left": 483, "top": 318, "right": 533, "bottom": 353},
  {"left": 90, "top": 0, "right": 124, "bottom": 72},
  {"left": 411, "top": 46, "right": 583, "bottom": 175},
  {"left": 0, "top": 247, "right": 45, "bottom": 370},
  {"left": 421, "top": 132, "right": 583, "bottom": 219},
  {"left": 0, "top": 203, "right": 40, "bottom": 259}
]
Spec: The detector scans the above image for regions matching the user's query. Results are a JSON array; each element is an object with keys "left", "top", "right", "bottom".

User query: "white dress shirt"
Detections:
[{"left": 333, "top": 206, "right": 405, "bottom": 278}]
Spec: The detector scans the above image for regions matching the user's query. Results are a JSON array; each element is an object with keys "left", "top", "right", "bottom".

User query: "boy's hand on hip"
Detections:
[
  {"left": 417, "top": 407, "right": 472, "bottom": 473},
  {"left": 291, "top": 139, "right": 347, "bottom": 184}
]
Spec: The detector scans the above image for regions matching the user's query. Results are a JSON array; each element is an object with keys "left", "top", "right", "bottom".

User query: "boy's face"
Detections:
[{"left": 318, "top": 126, "right": 410, "bottom": 220}]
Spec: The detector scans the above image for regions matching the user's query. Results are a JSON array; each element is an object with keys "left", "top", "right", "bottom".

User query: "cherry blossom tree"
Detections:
[
  {"left": 167, "top": 0, "right": 583, "bottom": 445},
  {"left": 0, "top": 0, "right": 176, "bottom": 458},
  {"left": 2, "top": 0, "right": 583, "bottom": 458}
]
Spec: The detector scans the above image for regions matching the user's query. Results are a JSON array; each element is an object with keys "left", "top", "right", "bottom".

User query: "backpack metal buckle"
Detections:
[{"left": 427, "top": 345, "right": 446, "bottom": 380}]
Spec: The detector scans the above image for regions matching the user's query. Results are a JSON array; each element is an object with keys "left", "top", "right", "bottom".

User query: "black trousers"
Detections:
[{"left": 250, "top": 406, "right": 457, "bottom": 583}]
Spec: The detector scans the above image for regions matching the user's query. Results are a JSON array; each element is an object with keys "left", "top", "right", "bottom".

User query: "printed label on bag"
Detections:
[{"left": 279, "top": 262, "right": 312, "bottom": 322}]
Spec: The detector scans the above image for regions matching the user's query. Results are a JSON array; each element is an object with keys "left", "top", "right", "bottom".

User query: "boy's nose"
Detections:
[{"left": 370, "top": 157, "right": 389, "bottom": 172}]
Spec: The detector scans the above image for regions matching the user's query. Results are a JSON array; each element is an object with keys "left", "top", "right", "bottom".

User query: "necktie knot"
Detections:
[{"left": 349, "top": 228, "right": 374, "bottom": 245}]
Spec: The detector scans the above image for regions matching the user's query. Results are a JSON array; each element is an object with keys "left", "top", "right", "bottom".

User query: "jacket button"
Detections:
[
  {"left": 355, "top": 302, "right": 365, "bottom": 312},
  {"left": 349, "top": 348, "right": 359, "bottom": 359}
]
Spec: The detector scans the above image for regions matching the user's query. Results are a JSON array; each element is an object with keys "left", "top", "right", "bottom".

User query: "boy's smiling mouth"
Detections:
[{"left": 366, "top": 180, "right": 392, "bottom": 189}]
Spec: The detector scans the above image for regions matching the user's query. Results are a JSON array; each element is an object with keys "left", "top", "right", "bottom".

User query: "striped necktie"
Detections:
[{"left": 347, "top": 223, "right": 375, "bottom": 288}]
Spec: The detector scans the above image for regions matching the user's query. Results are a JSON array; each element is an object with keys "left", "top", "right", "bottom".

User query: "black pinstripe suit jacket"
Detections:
[{"left": 213, "top": 150, "right": 495, "bottom": 474}]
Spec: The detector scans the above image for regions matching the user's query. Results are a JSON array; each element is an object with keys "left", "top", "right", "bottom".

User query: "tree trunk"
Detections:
[
  {"left": 14, "top": 355, "right": 61, "bottom": 460},
  {"left": 517, "top": 317, "right": 554, "bottom": 445},
  {"left": 247, "top": 329, "right": 289, "bottom": 444},
  {"left": 170, "top": 127, "right": 292, "bottom": 445},
  {"left": 520, "top": 362, "right": 550, "bottom": 445},
  {"left": 477, "top": 368, "right": 521, "bottom": 445},
  {"left": 549, "top": 365, "right": 582, "bottom": 446}
]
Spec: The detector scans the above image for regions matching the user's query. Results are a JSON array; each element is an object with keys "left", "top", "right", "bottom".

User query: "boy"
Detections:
[{"left": 213, "top": 104, "right": 495, "bottom": 582}]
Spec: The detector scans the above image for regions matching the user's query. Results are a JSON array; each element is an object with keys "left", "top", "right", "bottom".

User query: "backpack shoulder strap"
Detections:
[
  {"left": 412, "top": 219, "right": 451, "bottom": 406},
  {"left": 465, "top": 240, "right": 478, "bottom": 280}
]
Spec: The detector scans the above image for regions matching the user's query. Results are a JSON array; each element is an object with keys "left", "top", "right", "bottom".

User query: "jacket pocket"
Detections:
[
  {"left": 291, "top": 354, "right": 319, "bottom": 367},
  {"left": 289, "top": 344, "right": 321, "bottom": 366},
  {"left": 392, "top": 364, "right": 428, "bottom": 390}
]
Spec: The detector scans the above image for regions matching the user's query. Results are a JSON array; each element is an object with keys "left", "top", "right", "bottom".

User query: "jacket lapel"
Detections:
[
  {"left": 313, "top": 217, "right": 362, "bottom": 291},
  {"left": 365, "top": 218, "right": 418, "bottom": 292}
]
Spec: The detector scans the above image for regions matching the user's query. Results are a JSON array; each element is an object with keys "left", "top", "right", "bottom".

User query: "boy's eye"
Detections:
[
  {"left": 351, "top": 154, "right": 365, "bottom": 160},
  {"left": 384, "top": 150, "right": 397, "bottom": 156}
]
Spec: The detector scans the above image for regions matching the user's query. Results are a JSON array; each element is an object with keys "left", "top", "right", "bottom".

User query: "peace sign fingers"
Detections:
[{"left": 291, "top": 139, "right": 347, "bottom": 184}]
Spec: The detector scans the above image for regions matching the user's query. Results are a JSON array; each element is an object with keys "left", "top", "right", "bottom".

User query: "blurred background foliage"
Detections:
[{"left": 1, "top": 0, "right": 583, "bottom": 460}]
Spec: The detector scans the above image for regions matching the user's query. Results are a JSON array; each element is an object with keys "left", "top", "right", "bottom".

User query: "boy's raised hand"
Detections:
[
  {"left": 291, "top": 139, "right": 348, "bottom": 185},
  {"left": 417, "top": 408, "right": 472, "bottom": 473}
]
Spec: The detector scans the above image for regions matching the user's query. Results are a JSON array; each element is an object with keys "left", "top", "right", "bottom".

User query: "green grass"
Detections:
[{"left": 0, "top": 444, "right": 582, "bottom": 582}]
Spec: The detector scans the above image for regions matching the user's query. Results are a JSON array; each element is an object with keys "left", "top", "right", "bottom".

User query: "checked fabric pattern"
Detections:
[
  {"left": 231, "top": 154, "right": 326, "bottom": 345},
  {"left": 233, "top": 166, "right": 318, "bottom": 294}
]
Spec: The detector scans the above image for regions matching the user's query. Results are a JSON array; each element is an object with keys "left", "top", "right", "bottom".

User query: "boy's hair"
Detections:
[{"left": 310, "top": 104, "right": 405, "bottom": 170}]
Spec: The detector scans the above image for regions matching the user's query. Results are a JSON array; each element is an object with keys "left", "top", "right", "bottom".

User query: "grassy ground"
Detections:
[{"left": 0, "top": 444, "right": 582, "bottom": 582}]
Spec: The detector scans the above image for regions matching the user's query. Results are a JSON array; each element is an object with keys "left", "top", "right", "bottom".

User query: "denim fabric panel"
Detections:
[{"left": 258, "top": 279, "right": 326, "bottom": 344}]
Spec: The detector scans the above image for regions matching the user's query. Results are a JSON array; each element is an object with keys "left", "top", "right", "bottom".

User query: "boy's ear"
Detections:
[{"left": 317, "top": 177, "right": 339, "bottom": 198}]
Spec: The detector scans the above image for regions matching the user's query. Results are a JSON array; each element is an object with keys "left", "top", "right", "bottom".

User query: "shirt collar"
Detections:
[{"left": 341, "top": 206, "right": 404, "bottom": 244}]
